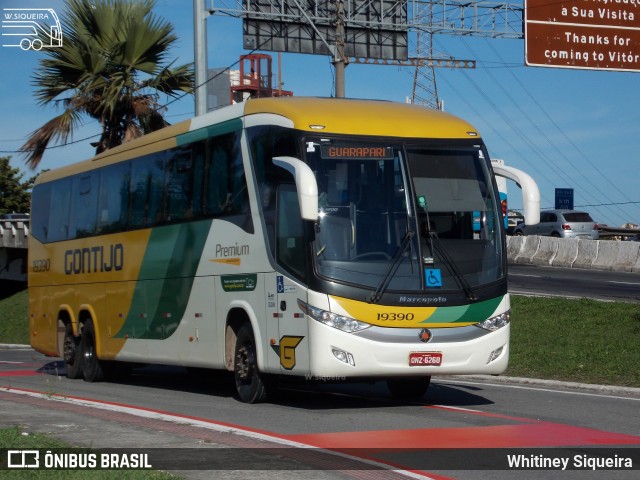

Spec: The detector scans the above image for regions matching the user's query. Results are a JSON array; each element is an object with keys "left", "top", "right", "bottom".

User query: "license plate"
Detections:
[{"left": 409, "top": 352, "right": 442, "bottom": 366}]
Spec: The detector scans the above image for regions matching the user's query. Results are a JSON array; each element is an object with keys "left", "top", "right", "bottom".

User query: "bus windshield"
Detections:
[{"left": 306, "top": 137, "right": 503, "bottom": 294}]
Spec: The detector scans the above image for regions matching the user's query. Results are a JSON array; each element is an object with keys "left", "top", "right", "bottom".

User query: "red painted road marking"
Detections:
[
  {"left": 285, "top": 422, "right": 640, "bottom": 449},
  {"left": 426, "top": 404, "right": 540, "bottom": 423},
  {"left": 0, "top": 370, "right": 40, "bottom": 377}
]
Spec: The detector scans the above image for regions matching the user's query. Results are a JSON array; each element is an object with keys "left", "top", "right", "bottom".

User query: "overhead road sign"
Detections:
[
  {"left": 241, "top": 0, "right": 409, "bottom": 60},
  {"left": 525, "top": 0, "right": 640, "bottom": 72}
]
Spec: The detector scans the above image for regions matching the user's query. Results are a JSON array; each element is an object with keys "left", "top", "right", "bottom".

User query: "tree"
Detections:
[
  {"left": 20, "top": 0, "right": 194, "bottom": 169},
  {"left": 0, "top": 157, "right": 34, "bottom": 215}
]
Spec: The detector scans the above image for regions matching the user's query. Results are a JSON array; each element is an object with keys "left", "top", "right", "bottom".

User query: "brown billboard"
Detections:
[{"left": 525, "top": 0, "right": 640, "bottom": 71}]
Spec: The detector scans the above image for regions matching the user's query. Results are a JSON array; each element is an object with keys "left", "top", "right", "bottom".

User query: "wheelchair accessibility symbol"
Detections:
[{"left": 425, "top": 269, "right": 442, "bottom": 287}]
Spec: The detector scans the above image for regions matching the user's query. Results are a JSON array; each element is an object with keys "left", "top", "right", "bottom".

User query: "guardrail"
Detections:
[
  {"left": 507, "top": 235, "right": 640, "bottom": 273},
  {"left": 598, "top": 225, "right": 640, "bottom": 239}
]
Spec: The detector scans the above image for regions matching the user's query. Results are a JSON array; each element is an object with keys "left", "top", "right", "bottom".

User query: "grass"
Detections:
[
  {"left": 508, "top": 296, "right": 640, "bottom": 388},
  {"left": 0, "top": 287, "right": 639, "bottom": 388},
  {"left": 0, "top": 288, "right": 29, "bottom": 345},
  {"left": 0, "top": 427, "right": 179, "bottom": 479}
]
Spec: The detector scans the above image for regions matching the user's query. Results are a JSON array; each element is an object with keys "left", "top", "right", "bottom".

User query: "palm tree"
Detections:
[{"left": 20, "top": 0, "right": 194, "bottom": 169}]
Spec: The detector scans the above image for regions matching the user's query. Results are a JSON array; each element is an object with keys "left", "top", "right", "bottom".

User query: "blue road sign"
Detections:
[{"left": 555, "top": 188, "right": 574, "bottom": 210}]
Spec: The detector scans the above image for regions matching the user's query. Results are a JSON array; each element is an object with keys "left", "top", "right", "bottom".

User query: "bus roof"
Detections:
[
  {"left": 243, "top": 97, "right": 480, "bottom": 139},
  {"left": 34, "top": 97, "right": 481, "bottom": 185}
]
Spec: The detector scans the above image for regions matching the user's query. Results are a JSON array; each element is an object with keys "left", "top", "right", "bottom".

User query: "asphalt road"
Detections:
[
  {"left": 508, "top": 264, "right": 640, "bottom": 303},
  {"left": 1, "top": 347, "right": 639, "bottom": 479}
]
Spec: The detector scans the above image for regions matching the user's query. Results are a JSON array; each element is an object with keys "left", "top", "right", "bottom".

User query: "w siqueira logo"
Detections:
[{"left": 2, "top": 8, "right": 63, "bottom": 51}]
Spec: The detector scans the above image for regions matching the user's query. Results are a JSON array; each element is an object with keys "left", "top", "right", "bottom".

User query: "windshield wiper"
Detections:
[
  {"left": 369, "top": 230, "right": 415, "bottom": 304},
  {"left": 426, "top": 229, "right": 478, "bottom": 303}
]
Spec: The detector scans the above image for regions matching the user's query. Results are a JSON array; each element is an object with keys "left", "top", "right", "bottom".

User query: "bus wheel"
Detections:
[
  {"left": 387, "top": 376, "right": 431, "bottom": 400},
  {"left": 80, "top": 320, "right": 104, "bottom": 382},
  {"left": 234, "top": 325, "right": 269, "bottom": 403},
  {"left": 62, "top": 323, "right": 83, "bottom": 379}
]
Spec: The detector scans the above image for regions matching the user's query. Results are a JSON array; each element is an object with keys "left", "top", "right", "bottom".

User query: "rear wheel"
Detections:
[
  {"left": 62, "top": 322, "right": 83, "bottom": 379},
  {"left": 387, "top": 376, "right": 431, "bottom": 400},
  {"left": 80, "top": 320, "right": 105, "bottom": 382},
  {"left": 234, "top": 325, "right": 271, "bottom": 403},
  {"left": 514, "top": 231, "right": 524, "bottom": 236}
]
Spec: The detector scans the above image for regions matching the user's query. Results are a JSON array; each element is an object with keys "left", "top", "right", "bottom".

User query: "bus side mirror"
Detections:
[
  {"left": 272, "top": 156, "right": 319, "bottom": 221},
  {"left": 492, "top": 164, "right": 540, "bottom": 226}
]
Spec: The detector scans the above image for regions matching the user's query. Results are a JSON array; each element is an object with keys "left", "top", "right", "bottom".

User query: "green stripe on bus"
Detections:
[
  {"left": 115, "top": 220, "right": 212, "bottom": 339},
  {"left": 421, "top": 296, "right": 504, "bottom": 324},
  {"left": 176, "top": 119, "right": 242, "bottom": 145}
]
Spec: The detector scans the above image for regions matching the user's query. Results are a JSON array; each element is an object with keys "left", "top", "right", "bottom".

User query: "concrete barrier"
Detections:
[
  {"left": 572, "top": 239, "right": 599, "bottom": 270},
  {"left": 514, "top": 236, "right": 540, "bottom": 265},
  {"left": 506, "top": 235, "right": 524, "bottom": 261},
  {"left": 531, "top": 236, "right": 559, "bottom": 266},
  {"left": 552, "top": 237, "right": 579, "bottom": 268},
  {"left": 595, "top": 241, "right": 640, "bottom": 272},
  {"left": 591, "top": 241, "right": 619, "bottom": 271},
  {"left": 507, "top": 236, "right": 640, "bottom": 273}
]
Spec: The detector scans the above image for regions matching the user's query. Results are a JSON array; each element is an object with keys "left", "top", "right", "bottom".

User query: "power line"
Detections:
[{"left": 446, "top": 35, "right": 631, "bottom": 224}]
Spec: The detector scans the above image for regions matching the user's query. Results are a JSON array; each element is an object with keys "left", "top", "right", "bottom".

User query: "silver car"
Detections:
[{"left": 513, "top": 209, "right": 599, "bottom": 239}]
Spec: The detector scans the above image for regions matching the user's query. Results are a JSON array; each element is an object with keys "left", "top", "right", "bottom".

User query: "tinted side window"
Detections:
[
  {"left": 277, "top": 184, "right": 306, "bottom": 280},
  {"left": 47, "top": 178, "right": 72, "bottom": 242},
  {"left": 130, "top": 154, "right": 166, "bottom": 228},
  {"left": 31, "top": 183, "right": 51, "bottom": 242},
  {"left": 204, "top": 132, "right": 251, "bottom": 221},
  {"left": 166, "top": 146, "right": 197, "bottom": 222},
  {"left": 97, "top": 162, "right": 130, "bottom": 234},
  {"left": 69, "top": 174, "right": 98, "bottom": 238}
]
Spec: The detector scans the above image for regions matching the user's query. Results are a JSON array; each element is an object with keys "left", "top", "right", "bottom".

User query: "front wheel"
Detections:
[
  {"left": 234, "top": 325, "right": 271, "bottom": 403},
  {"left": 387, "top": 376, "right": 431, "bottom": 400}
]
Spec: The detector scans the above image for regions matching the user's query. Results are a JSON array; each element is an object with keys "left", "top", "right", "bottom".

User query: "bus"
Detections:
[{"left": 29, "top": 97, "right": 540, "bottom": 403}]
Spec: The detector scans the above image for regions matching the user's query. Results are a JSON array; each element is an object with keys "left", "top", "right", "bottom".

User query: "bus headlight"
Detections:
[
  {"left": 298, "top": 300, "right": 371, "bottom": 333},
  {"left": 475, "top": 310, "right": 510, "bottom": 331}
]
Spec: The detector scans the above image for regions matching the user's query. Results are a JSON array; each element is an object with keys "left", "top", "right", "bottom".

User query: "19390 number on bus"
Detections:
[{"left": 377, "top": 312, "right": 414, "bottom": 321}]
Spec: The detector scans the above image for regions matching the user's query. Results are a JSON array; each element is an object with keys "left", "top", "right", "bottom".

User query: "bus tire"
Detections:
[
  {"left": 234, "top": 324, "right": 270, "bottom": 403},
  {"left": 62, "top": 322, "right": 83, "bottom": 379},
  {"left": 387, "top": 376, "right": 431, "bottom": 400},
  {"left": 80, "top": 319, "right": 105, "bottom": 382}
]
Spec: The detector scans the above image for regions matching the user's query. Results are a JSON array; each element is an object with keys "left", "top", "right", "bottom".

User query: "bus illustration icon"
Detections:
[{"left": 2, "top": 8, "right": 63, "bottom": 51}]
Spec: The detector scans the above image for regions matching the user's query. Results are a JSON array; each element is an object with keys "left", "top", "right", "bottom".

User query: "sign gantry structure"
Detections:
[{"left": 196, "top": 0, "right": 524, "bottom": 106}]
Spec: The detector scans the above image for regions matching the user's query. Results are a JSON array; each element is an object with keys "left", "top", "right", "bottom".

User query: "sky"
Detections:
[{"left": 1, "top": 0, "right": 639, "bottom": 227}]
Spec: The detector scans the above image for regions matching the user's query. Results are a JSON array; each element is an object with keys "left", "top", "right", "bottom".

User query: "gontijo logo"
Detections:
[{"left": 2, "top": 8, "right": 63, "bottom": 51}]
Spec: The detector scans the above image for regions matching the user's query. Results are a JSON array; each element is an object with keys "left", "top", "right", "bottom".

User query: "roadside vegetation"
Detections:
[
  {"left": 1, "top": 288, "right": 638, "bottom": 387},
  {"left": 0, "top": 427, "right": 179, "bottom": 479},
  {"left": 0, "top": 287, "right": 28, "bottom": 345},
  {"left": 508, "top": 296, "right": 640, "bottom": 387}
]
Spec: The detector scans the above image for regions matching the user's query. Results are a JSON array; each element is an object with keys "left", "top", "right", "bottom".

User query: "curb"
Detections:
[
  {"left": 442, "top": 374, "right": 640, "bottom": 396},
  {"left": 0, "top": 343, "right": 32, "bottom": 350}
]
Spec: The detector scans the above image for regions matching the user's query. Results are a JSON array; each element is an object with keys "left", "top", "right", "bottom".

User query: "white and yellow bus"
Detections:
[{"left": 29, "top": 97, "right": 539, "bottom": 403}]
